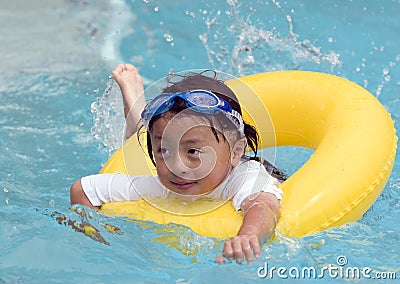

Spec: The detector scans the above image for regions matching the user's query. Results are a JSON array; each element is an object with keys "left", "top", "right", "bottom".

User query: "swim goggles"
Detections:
[{"left": 141, "top": 89, "right": 244, "bottom": 135}]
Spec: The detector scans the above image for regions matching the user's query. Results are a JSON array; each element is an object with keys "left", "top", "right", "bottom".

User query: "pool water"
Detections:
[{"left": 1, "top": 0, "right": 399, "bottom": 283}]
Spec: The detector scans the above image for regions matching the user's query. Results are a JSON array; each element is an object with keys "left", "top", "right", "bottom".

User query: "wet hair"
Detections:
[{"left": 143, "top": 71, "right": 287, "bottom": 182}]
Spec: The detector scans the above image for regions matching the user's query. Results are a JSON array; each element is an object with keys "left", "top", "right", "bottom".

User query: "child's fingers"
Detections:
[
  {"left": 242, "top": 243, "right": 253, "bottom": 263},
  {"left": 215, "top": 253, "right": 225, "bottom": 264},
  {"left": 249, "top": 237, "right": 261, "bottom": 259},
  {"left": 231, "top": 239, "right": 245, "bottom": 264},
  {"left": 218, "top": 236, "right": 261, "bottom": 264},
  {"left": 222, "top": 239, "right": 234, "bottom": 261}
]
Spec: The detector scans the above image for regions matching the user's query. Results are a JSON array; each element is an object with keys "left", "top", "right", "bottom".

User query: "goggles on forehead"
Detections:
[{"left": 141, "top": 89, "right": 244, "bottom": 135}]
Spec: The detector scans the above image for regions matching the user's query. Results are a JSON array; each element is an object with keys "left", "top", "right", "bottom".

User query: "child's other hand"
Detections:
[{"left": 215, "top": 234, "right": 260, "bottom": 264}]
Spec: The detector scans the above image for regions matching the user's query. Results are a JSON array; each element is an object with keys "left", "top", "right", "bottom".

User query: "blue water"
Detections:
[{"left": 1, "top": 0, "right": 399, "bottom": 283}]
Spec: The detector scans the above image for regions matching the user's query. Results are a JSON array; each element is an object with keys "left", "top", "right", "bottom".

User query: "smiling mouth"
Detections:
[{"left": 170, "top": 180, "right": 196, "bottom": 190}]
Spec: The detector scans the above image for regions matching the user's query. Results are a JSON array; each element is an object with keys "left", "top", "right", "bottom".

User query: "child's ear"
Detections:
[{"left": 231, "top": 137, "right": 247, "bottom": 167}]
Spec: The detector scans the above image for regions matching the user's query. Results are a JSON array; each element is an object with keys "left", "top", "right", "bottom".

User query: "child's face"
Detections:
[{"left": 150, "top": 113, "right": 241, "bottom": 196}]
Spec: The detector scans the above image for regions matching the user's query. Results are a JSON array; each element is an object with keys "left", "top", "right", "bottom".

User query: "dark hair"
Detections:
[{"left": 143, "top": 72, "right": 287, "bottom": 182}]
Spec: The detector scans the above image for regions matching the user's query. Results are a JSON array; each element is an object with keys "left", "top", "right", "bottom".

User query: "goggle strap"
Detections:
[{"left": 229, "top": 109, "right": 245, "bottom": 136}]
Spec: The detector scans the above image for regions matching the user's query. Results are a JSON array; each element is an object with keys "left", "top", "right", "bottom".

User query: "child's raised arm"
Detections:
[{"left": 216, "top": 192, "right": 280, "bottom": 264}]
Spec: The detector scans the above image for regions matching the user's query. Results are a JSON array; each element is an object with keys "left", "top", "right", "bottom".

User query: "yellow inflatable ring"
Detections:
[{"left": 99, "top": 71, "right": 397, "bottom": 238}]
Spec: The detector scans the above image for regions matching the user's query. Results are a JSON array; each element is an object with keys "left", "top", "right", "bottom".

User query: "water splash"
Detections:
[
  {"left": 90, "top": 76, "right": 125, "bottom": 153},
  {"left": 199, "top": 1, "right": 341, "bottom": 76}
]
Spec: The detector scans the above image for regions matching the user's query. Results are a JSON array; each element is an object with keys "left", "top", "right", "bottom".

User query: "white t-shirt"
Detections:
[{"left": 81, "top": 159, "right": 283, "bottom": 211}]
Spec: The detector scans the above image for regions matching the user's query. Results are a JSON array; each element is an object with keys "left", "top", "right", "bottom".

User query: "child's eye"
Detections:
[
  {"left": 156, "top": 147, "right": 170, "bottom": 158},
  {"left": 187, "top": 148, "right": 201, "bottom": 156}
]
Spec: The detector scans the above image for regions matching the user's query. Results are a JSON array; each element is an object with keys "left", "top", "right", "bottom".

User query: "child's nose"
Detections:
[{"left": 168, "top": 154, "right": 190, "bottom": 176}]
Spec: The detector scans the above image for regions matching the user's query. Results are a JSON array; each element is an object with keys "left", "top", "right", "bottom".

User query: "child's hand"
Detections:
[
  {"left": 215, "top": 192, "right": 280, "bottom": 265},
  {"left": 215, "top": 234, "right": 260, "bottom": 264}
]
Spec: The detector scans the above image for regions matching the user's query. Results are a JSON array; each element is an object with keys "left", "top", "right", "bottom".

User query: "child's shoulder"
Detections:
[
  {"left": 233, "top": 158, "right": 265, "bottom": 175},
  {"left": 237, "top": 157, "right": 263, "bottom": 168},
  {"left": 234, "top": 158, "right": 280, "bottom": 183}
]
